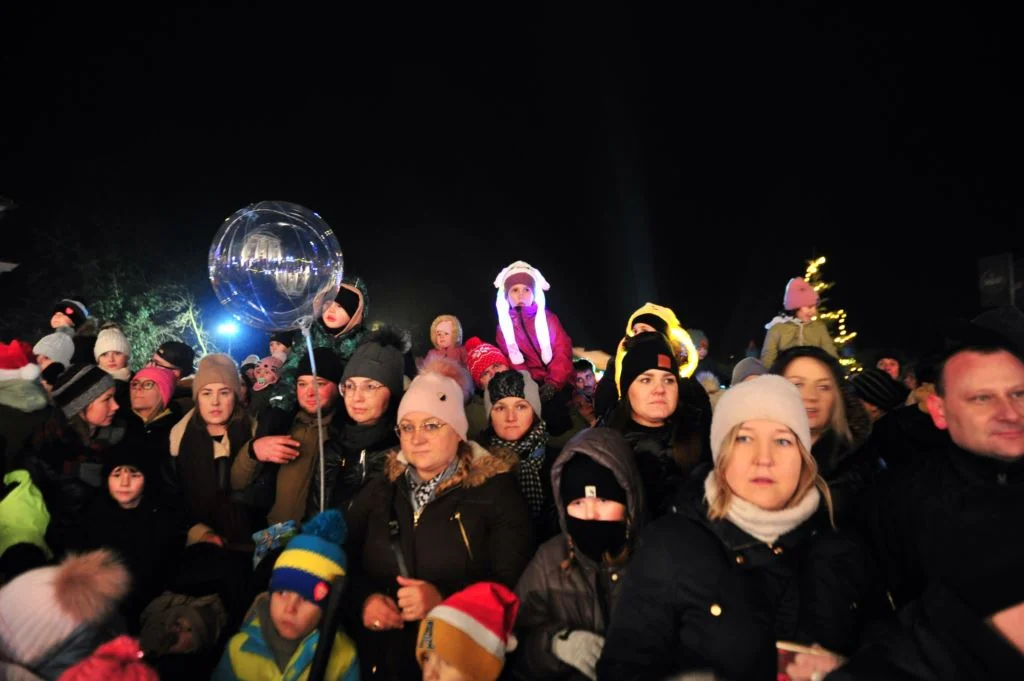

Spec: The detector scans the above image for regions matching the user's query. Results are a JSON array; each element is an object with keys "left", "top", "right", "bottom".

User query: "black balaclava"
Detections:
[{"left": 560, "top": 454, "right": 628, "bottom": 561}]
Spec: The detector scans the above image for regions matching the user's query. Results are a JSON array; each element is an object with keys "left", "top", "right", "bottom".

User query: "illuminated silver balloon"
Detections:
[{"left": 209, "top": 201, "right": 343, "bottom": 331}]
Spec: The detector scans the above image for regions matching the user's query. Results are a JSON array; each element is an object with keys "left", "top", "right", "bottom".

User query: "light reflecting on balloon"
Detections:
[{"left": 209, "top": 201, "right": 343, "bottom": 331}]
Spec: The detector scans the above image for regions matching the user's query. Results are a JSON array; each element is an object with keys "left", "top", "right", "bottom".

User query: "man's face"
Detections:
[
  {"left": 149, "top": 354, "right": 182, "bottom": 379},
  {"left": 698, "top": 340, "right": 709, "bottom": 360},
  {"left": 927, "top": 350, "right": 1024, "bottom": 460},
  {"left": 574, "top": 369, "right": 596, "bottom": 392},
  {"left": 877, "top": 358, "right": 901, "bottom": 380}
]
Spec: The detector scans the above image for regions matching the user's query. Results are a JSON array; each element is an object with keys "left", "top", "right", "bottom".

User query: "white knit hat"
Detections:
[
  {"left": 94, "top": 327, "right": 131, "bottom": 360},
  {"left": 709, "top": 375, "right": 812, "bottom": 462},
  {"left": 493, "top": 261, "right": 553, "bottom": 367},
  {"left": 0, "top": 550, "right": 129, "bottom": 670},
  {"left": 33, "top": 333, "right": 75, "bottom": 367}
]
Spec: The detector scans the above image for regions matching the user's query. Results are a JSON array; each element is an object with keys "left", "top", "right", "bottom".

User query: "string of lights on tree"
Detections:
[{"left": 804, "top": 256, "right": 863, "bottom": 374}]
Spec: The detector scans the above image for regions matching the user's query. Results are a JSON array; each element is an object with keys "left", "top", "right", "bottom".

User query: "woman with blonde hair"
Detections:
[{"left": 598, "top": 375, "right": 869, "bottom": 681}]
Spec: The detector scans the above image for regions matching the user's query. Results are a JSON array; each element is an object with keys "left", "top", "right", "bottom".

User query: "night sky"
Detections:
[{"left": 2, "top": 5, "right": 1021, "bottom": 363}]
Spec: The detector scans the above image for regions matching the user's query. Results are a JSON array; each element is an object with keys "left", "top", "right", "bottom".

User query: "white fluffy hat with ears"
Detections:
[{"left": 493, "top": 261, "right": 553, "bottom": 366}]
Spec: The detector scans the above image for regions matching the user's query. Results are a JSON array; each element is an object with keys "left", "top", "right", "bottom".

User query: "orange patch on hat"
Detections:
[{"left": 657, "top": 354, "right": 672, "bottom": 369}]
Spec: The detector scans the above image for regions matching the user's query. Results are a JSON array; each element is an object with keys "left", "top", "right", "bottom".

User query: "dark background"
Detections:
[{"left": 1, "top": 5, "right": 1021, "bottom": 363}]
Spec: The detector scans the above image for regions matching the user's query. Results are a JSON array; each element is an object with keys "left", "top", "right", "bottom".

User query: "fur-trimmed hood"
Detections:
[{"left": 385, "top": 440, "right": 518, "bottom": 495}]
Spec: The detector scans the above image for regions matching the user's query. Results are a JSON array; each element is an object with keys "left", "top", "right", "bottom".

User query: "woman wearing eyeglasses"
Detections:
[
  {"left": 123, "top": 366, "right": 181, "bottom": 458},
  {"left": 309, "top": 327, "right": 407, "bottom": 517},
  {"left": 343, "top": 357, "right": 534, "bottom": 681}
]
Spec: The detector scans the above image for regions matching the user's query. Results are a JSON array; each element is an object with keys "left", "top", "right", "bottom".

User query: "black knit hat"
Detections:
[
  {"left": 617, "top": 332, "right": 679, "bottom": 396},
  {"left": 51, "top": 364, "right": 115, "bottom": 419},
  {"left": 559, "top": 453, "right": 627, "bottom": 506},
  {"left": 52, "top": 298, "right": 89, "bottom": 329},
  {"left": 341, "top": 326, "right": 410, "bottom": 399},
  {"left": 269, "top": 331, "right": 294, "bottom": 348},
  {"left": 102, "top": 441, "right": 159, "bottom": 486},
  {"left": 156, "top": 341, "right": 195, "bottom": 376},
  {"left": 333, "top": 286, "right": 362, "bottom": 318},
  {"left": 850, "top": 368, "right": 910, "bottom": 412},
  {"left": 297, "top": 348, "right": 344, "bottom": 385},
  {"left": 40, "top": 362, "right": 65, "bottom": 386},
  {"left": 631, "top": 313, "right": 669, "bottom": 337},
  {"left": 487, "top": 369, "right": 542, "bottom": 417}
]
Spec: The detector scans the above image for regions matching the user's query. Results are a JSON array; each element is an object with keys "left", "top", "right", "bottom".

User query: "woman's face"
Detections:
[
  {"left": 723, "top": 419, "right": 803, "bottom": 511},
  {"left": 795, "top": 305, "right": 817, "bottom": 323},
  {"left": 83, "top": 387, "right": 119, "bottom": 427},
  {"left": 566, "top": 497, "right": 626, "bottom": 521},
  {"left": 506, "top": 284, "right": 534, "bottom": 308},
  {"left": 628, "top": 370, "right": 679, "bottom": 427},
  {"left": 783, "top": 356, "right": 837, "bottom": 433},
  {"left": 491, "top": 397, "right": 534, "bottom": 441},
  {"left": 130, "top": 378, "right": 163, "bottom": 415},
  {"left": 108, "top": 465, "right": 145, "bottom": 509},
  {"left": 343, "top": 377, "right": 391, "bottom": 425},
  {"left": 98, "top": 350, "right": 128, "bottom": 371},
  {"left": 877, "top": 358, "right": 901, "bottom": 381},
  {"left": 434, "top": 322, "right": 454, "bottom": 350},
  {"left": 398, "top": 412, "right": 461, "bottom": 481},
  {"left": 197, "top": 382, "right": 235, "bottom": 425},
  {"left": 321, "top": 301, "right": 351, "bottom": 330}
]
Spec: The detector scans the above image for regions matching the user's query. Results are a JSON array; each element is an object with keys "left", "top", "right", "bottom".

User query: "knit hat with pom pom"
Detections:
[
  {"left": 0, "top": 340, "right": 41, "bottom": 382},
  {"left": 0, "top": 550, "right": 130, "bottom": 671},
  {"left": 399, "top": 357, "right": 472, "bottom": 440},
  {"left": 270, "top": 510, "right": 347, "bottom": 608}
]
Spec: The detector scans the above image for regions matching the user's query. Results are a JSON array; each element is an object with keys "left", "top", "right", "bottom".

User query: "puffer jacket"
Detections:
[
  {"left": 495, "top": 303, "right": 574, "bottom": 391},
  {"left": 343, "top": 441, "right": 533, "bottom": 681},
  {"left": 761, "top": 316, "right": 838, "bottom": 370},
  {"left": 596, "top": 492, "right": 870, "bottom": 681},
  {"left": 511, "top": 428, "right": 645, "bottom": 681},
  {"left": 265, "top": 277, "right": 369, "bottom": 416}
]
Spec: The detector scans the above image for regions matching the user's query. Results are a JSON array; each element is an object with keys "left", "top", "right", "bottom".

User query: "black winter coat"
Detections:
[
  {"left": 862, "top": 439, "right": 1024, "bottom": 609},
  {"left": 344, "top": 442, "right": 534, "bottom": 681},
  {"left": 828, "top": 582, "right": 1024, "bottom": 681},
  {"left": 511, "top": 428, "right": 645, "bottom": 681},
  {"left": 310, "top": 416, "right": 398, "bottom": 517},
  {"left": 596, "top": 497, "right": 869, "bottom": 681}
]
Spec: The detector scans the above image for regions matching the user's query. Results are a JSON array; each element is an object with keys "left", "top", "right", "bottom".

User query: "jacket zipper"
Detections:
[
  {"left": 359, "top": 449, "right": 366, "bottom": 484},
  {"left": 452, "top": 511, "right": 474, "bottom": 560},
  {"left": 413, "top": 507, "right": 424, "bottom": 528}
]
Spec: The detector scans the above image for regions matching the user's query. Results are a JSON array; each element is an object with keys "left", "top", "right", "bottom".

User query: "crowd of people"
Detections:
[{"left": 0, "top": 258, "right": 1021, "bottom": 680}]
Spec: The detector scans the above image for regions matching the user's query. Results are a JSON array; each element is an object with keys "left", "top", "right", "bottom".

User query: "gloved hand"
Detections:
[
  {"left": 539, "top": 382, "right": 558, "bottom": 402},
  {"left": 551, "top": 629, "right": 604, "bottom": 681}
]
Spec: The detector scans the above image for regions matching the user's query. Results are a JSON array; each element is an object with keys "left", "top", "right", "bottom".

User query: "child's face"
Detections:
[
  {"left": 321, "top": 302, "right": 351, "bottom": 330},
  {"left": 253, "top": 363, "right": 279, "bottom": 386},
  {"left": 506, "top": 284, "right": 534, "bottom": 308},
  {"left": 270, "top": 591, "right": 323, "bottom": 641},
  {"left": 421, "top": 651, "right": 473, "bottom": 681},
  {"left": 795, "top": 305, "right": 817, "bottom": 323},
  {"left": 108, "top": 465, "right": 145, "bottom": 509},
  {"left": 434, "top": 322, "right": 454, "bottom": 349},
  {"left": 99, "top": 350, "right": 128, "bottom": 370},
  {"left": 50, "top": 311, "right": 74, "bottom": 329}
]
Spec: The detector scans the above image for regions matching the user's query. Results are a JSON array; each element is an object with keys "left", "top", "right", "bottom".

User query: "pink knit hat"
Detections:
[
  {"left": 783, "top": 277, "right": 819, "bottom": 311},
  {"left": 398, "top": 358, "right": 472, "bottom": 440},
  {"left": 132, "top": 366, "right": 177, "bottom": 408}
]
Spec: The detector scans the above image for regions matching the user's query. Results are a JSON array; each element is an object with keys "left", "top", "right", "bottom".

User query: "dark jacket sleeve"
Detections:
[
  {"left": 511, "top": 545, "right": 573, "bottom": 680},
  {"left": 596, "top": 523, "right": 681, "bottom": 681},
  {"left": 484, "top": 473, "right": 535, "bottom": 590},
  {"left": 341, "top": 476, "right": 379, "bottom": 629}
]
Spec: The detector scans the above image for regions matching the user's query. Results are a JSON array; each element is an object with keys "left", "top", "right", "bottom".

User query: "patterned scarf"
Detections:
[
  {"left": 406, "top": 456, "right": 461, "bottom": 514},
  {"left": 487, "top": 420, "right": 549, "bottom": 517}
]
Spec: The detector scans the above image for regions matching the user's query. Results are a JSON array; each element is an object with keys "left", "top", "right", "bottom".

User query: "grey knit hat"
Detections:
[
  {"left": 50, "top": 364, "right": 116, "bottom": 419},
  {"left": 731, "top": 357, "right": 768, "bottom": 386},
  {"left": 341, "top": 326, "right": 409, "bottom": 399},
  {"left": 33, "top": 333, "right": 75, "bottom": 367}
]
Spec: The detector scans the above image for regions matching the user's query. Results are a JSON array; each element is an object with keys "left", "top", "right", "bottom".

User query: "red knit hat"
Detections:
[
  {"left": 783, "top": 277, "right": 819, "bottom": 311},
  {"left": 416, "top": 582, "right": 519, "bottom": 681},
  {"left": 0, "top": 340, "right": 41, "bottom": 382},
  {"left": 58, "top": 636, "right": 158, "bottom": 681},
  {"left": 464, "top": 337, "right": 509, "bottom": 389}
]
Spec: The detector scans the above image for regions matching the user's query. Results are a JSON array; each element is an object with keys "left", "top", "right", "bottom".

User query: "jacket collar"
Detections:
[
  {"left": 945, "top": 440, "right": 1024, "bottom": 486},
  {"left": 385, "top": 440, "right": 516, "bottom": 495}
]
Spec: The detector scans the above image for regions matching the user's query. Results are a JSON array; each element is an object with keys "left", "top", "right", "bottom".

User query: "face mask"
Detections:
[{"left": 566, "top": 516, "right": 627, "bottom": 562}]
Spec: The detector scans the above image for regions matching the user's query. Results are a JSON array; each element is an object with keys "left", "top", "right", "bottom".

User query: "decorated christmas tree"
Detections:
[{"left": 804, "top": 256, "right": 862, "bottom": 374}]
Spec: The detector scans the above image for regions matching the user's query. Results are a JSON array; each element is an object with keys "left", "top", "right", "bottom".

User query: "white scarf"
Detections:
[{"left": 703, "top": 471, "right": 820, "bottom": 545}]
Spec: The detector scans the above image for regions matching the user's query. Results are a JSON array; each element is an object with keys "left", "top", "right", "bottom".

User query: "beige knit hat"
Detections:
[
  {"left": 192, "top": 353, "right": 241, "bottom": 400},
  {"left": 398, "top": 358, "right": 472, "bottom": 440},
  {"left": 710, "top": 375, "right": 812, "bottom": 462}
]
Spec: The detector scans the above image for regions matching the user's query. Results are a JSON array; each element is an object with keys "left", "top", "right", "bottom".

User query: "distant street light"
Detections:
[{"left": 217, "top": 321, "right": 240, "bottom": 357}]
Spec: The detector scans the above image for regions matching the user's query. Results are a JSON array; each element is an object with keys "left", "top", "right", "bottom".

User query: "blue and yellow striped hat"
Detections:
[{"left": 270, "top": 510, "right": 347, "bottom": 608}]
